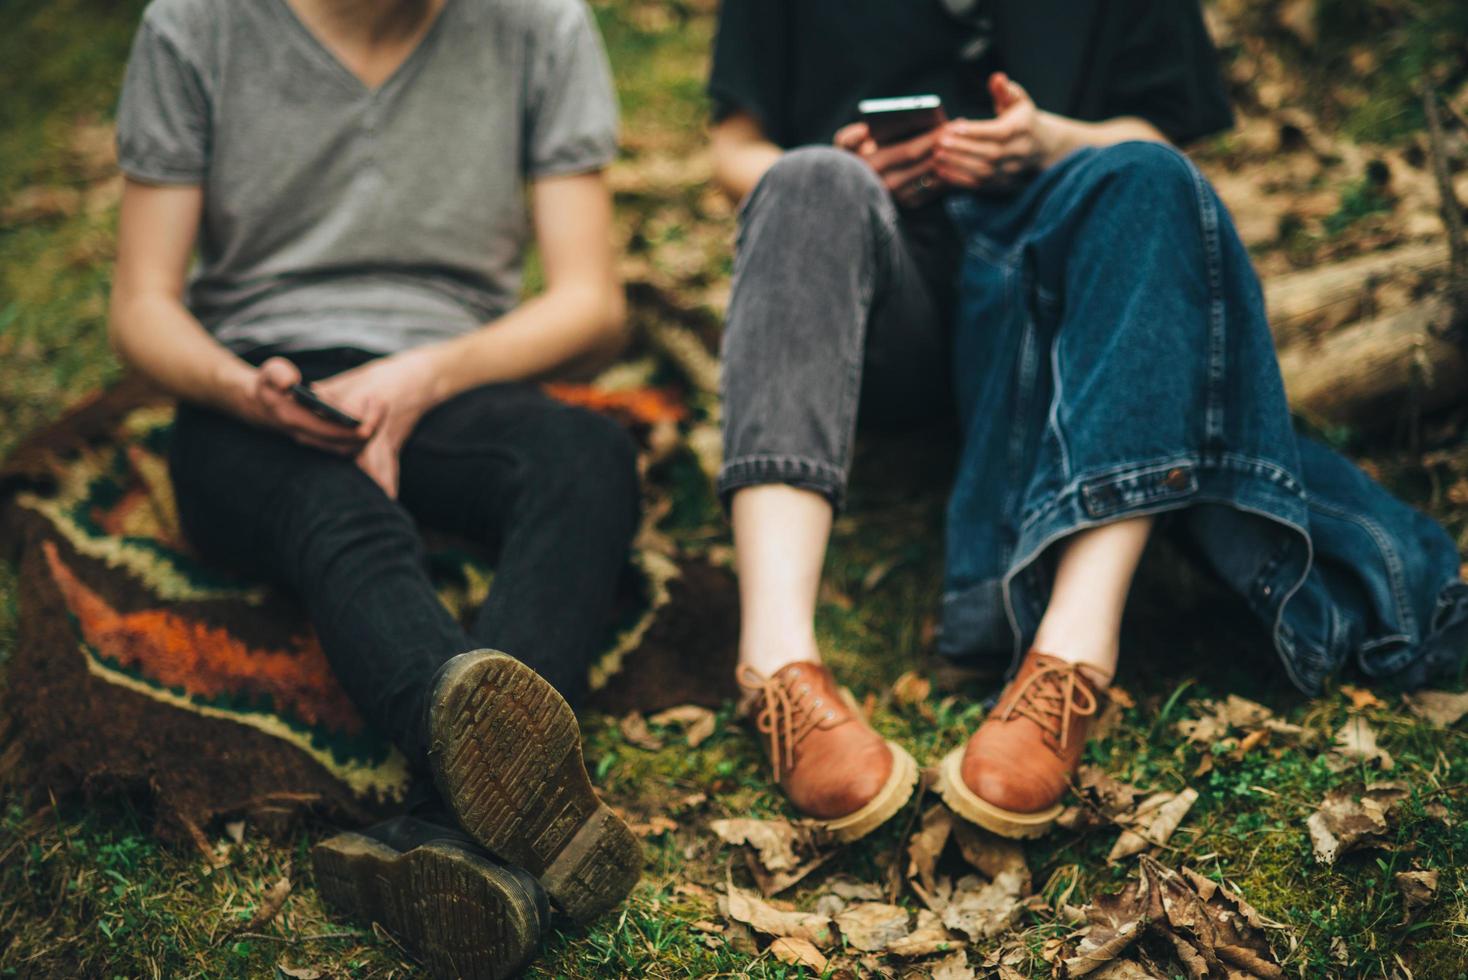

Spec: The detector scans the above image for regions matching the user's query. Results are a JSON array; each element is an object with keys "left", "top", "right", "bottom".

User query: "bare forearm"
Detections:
[
  {"left": 108, "top": 293, "right": 253, "bottom": 414},
  {"left": 1035, "top": 112, "right": 1170, "bottom": 168},
  {"left": 418, "top": 284, "right": 627, "bottom": 403},
  {"left": 713, "top": 134, "right": 786, "bottom": 202}
]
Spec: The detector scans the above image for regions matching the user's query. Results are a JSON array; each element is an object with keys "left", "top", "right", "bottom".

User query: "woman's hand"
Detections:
[
  {"left": 834, "top": 122, "right": 944, "bottom": 208},
  {"left": 233, "top": 356, "right": 382, "bottom": 455},
  {"left": 935, "top": 72, "right": 1055, "bottom": 192},
  {"left": 313, "top": 347, "right": 443, "bottom": 499}
]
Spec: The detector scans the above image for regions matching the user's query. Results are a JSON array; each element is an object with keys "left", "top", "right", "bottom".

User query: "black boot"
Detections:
[
  {"left": 313, "top": 815, "right": 549, "bottom": 980},
  {"left": 421, "top": 649, "right": 642, "bottom": 924}
]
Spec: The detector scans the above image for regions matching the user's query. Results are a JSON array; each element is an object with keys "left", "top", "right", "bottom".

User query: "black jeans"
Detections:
[
  {"left": 718, "top": 146, "right": 957, "bottom": 511},
  {"left": 168, "top": 348, "right": 640, "bottom": 770}
]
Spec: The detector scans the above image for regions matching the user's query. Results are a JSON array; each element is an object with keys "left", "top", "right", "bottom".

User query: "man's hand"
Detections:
[
  {"left": 934, "top": 72, "right": 1053, "bottom": 192},
  {"left": 834, "top": 122, "right": 943, "bottom": 208},
  {"left": 314, "top": 347, "right": 443, "bottom": 499},
  {"left": 237, "top": 356, "right": 382, "bottom": 455}
]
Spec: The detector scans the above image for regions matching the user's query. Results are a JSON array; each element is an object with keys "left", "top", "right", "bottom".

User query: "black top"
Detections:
[{"left": 709, "top": 0, "right": 1234, "bottom": 150}]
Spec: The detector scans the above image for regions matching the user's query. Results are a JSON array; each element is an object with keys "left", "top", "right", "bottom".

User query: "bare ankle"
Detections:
[{"left": 736, "top": 645, "right": 822, "bottom": 682}]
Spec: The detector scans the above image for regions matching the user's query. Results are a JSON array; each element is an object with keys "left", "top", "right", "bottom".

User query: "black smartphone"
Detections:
[
  {"left": 857, "top": 95, "right": 947, "bottom": 145},
  {"left": 289, "top": 383, "right": 362, "bottom": 429}
]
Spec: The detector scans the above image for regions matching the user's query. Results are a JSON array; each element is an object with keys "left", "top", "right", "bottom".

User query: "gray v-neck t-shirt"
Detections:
[{"left": 116, "top": 0, "right": 618, "bottom": 355}]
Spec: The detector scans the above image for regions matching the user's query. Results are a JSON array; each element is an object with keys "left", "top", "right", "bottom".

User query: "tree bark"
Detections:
[
  {"left": 1276, "top": 297, "right": 1467, "bottom": 428},
  {"left": 1265, "top": 241, "right": 1449, "bottom": 348}
]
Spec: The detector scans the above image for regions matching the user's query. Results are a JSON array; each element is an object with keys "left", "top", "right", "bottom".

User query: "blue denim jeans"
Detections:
[{"left": 939, "top": 142, "right": 1468, "bottom": 694}]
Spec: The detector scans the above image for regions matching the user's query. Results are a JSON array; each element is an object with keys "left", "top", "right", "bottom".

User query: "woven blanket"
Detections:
[{"left": 0, "top": 373, "right": 737, "bottom": 841}]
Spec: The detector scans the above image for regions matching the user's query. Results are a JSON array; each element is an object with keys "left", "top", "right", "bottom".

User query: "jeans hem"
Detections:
[
  {"left": 941, "top": 455, "right": 1325, "bottom": 690},
  {"left": 717, "top": 454, "right": 846, "bottom": 511}
]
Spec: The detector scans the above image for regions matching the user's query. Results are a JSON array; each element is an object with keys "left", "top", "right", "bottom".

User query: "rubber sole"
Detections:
[
  {"left": 936, "top": 746, "right": 1062, "bottom": 840},
  {"left": 820, "top": 740, "right": 920, "bottom": 842},
  {"left": 312, "top": 833, "right": 541, "bottom": 980},
  {"left": 427, "top": 651, "right": 642, "bottom": 924}
]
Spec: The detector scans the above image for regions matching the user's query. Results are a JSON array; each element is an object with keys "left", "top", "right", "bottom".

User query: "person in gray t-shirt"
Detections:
[{"left": 109, "top": 0, "right": 643, "bottom": 968}]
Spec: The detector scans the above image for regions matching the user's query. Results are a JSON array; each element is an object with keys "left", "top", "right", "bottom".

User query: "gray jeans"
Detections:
[{"left": 718, "top": 146, "right": 955, "bottom": 510}]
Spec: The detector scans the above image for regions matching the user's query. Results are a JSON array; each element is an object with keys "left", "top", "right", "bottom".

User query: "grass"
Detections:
[{"left": 3, "top": 0, "right": 1468, "bottom": 977}]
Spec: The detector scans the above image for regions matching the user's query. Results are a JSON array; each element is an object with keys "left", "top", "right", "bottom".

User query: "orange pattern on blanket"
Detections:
[
  {"left": 543, "top": 383, "right": 688, "bottom": 424},
  {"left": 43, "top": 539, "right": 364, "bottom": 734}
]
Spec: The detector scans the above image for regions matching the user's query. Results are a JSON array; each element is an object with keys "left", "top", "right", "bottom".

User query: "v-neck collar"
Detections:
[{"left": 271, "top": 0, "right": 454, "bottom": 97}]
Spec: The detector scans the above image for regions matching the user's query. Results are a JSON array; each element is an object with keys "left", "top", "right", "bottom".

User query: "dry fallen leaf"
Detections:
[
  {"left": 627, "top": 814, "right": 678, "bottom": 838},
  {"left": 1394, "top": 870, "right": 1439, "bottom": 910},
  {"left": 1062, "top": 856, "right": 1283, "bottom": 979},
  {"left": 892, "top": 671, "right": 933, "bottom": 707},
  {"left": 1108, "top": 788, "right": 1199, "bottom": 862},
  {"left": 1327, "top": 718, "right": 1394, "bottom": 771},
  {"left": 834, "top": 902, "right": 911, "bottom": 951},
  {"left": 930, "top": 949, "right": 977, "bottom": 980},
  {"left": 907, "top": 803, "right": 954, "bottom": 894},
  {"left": 884, "top": 908, "right": 962, "bottom": 957},
  {"left": 828, "top": 878, "right": 885, "bottom": 901},
  {"left": 951, "top": 821, "right": 1031, "bottom": 897},
  {"left": 928, "top": 873, "right": 1026, "bottom": 943},
  {"left": 1059, "top": 766, "right": 1144, "bottom": 831},
  {"left": 723, "top": 881, "right": 834, "bottom": 947},
  {"left": 1402, "top": 689, "right": 1468, "bottom": 728},
  {"left": 1340, "top": 685, "right": 1385, "bottom": 711},
  {"left": 1305, "top": 783, "right": 1408, "bottom": 864},
  {"left": 649, "top": 704, "right": 718, "bottom": 747},
  {"left": 709, "top": 820, "right": 803, "bottom": 871},
  {"left": 770, "top": 936, "right": 828, "bottom": 972},
  {"left": 235, "top": 874, "right": 292, "bottom": 934},
  {"left": 1088, "top": 960, "right": 1161, "bottom": 979},
  {"left": 276, "top": 963, "right": 323, "bottom": 980},
  {"left": 619, "top": 711, "right": 664, "bottom": 751},
  {"left": 709, "top": 816, "right": 833, "bottom": 895}
]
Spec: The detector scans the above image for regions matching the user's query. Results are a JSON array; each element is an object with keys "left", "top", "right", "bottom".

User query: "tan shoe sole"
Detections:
[
  {"left": 313, "top": 834, "right": 541, "bottom": 980},
  {"left": 818, "top": 741, "right": 920, "bottom": 842},
  {"left": 428, "top": 651, "right": 642, "bottom": 924},
  {"left": 936, "top": 746, "right": 1062, "bottom": 840}
]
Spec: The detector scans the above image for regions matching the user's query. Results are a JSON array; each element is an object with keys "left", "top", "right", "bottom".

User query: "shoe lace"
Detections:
[
  {"left": 1000, "top": 661, "right": 1099, "bottom": 751},
  {"left": 737, "top": 664, "right": 841, "bottom": 781}
]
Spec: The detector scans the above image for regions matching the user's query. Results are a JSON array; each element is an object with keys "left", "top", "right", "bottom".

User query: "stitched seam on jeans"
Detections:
[
  {"left": 1305, "top": 493, "right": 1418, "bottom": 638},
  {"left": 1046, "top": 321, "right": 1072, "bottom": 482},
  {"left": 1186, "top": 153, "right": 1228, "bottom": 447},
  {"left": 718, "top": 454, "right": 845, "bottom": 487},
  {"left": 1004, "top": 273, "right": 1039, "bottom": 532},
  {"left": 832, "top": 205, "right": 881, "bottom": 477}
]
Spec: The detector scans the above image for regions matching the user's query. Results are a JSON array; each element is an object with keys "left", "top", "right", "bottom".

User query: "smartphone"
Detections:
[
  {"left": 289, "top": 383, "right": 362, "bottom": 429},
  {"left": 857, "top": 95, "right": 947, "bottom": 146}
]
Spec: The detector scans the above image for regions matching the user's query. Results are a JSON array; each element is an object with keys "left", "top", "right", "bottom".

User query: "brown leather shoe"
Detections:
[
  {"left": 938, "top": 650, "right": 1104, "bottom": 839},
  {"left": 739, "top": 662, "right": 918, "bottom": 841}
]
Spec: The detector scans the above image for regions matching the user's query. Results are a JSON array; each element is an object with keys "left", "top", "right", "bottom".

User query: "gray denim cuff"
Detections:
[{"left": 717, "top": 453, "right": 847, "bottom": 512}]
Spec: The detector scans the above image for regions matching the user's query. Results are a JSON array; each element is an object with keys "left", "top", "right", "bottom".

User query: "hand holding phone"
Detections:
[
  {"left": 290, "top": 383, "right": 363, "bottom": 429},
  {"left": 843, "top": 94, "right": 948, "bottom": 207},
  {"left": 857, "top": 95, "right": 948, "bottom": 146},
  {"left": 238, "top": 357, "right": 375, "bottom": 460}
]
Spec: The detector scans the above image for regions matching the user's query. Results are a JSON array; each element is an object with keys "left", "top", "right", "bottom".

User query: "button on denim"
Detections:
[{"left": 939, "top": 142, "right": 1468, "bottom": 694}]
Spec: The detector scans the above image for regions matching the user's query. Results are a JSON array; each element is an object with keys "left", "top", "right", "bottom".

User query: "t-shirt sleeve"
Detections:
[
  {"left": 1100, "top": 0, "right": 1233, "bottom": 147},
  {"left": 707, "top": 0, "right": 788, "bottom": 143},
  {"left": 115, "top": 19, "right": 211, "bottom": 184},
  {"left": 523, "top": 0, "right": 619, "bottom": 178}
]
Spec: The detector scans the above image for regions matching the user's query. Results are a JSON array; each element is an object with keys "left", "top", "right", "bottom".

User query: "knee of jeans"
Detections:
[
  {"left": 753, "top": 145, "right": 886, "bottom": 213},
  {"left": 521, "top": 408, "right": 641, "bottom": 522},
  {"left": 271, "top": 477, "right": 420, "bottom": 586},
  {"left": 1088, "top": 141, "right": 1197, "bottom": 205}
]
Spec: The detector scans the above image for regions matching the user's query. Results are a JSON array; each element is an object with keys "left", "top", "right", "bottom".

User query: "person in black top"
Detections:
[{"left": 709, "top": 0, "right": 1238, "bottom": 841}]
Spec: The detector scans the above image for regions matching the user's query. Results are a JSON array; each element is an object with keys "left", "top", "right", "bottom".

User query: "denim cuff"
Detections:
[{"left": 717, "top": 453, "right": 847, "bottom": 511}]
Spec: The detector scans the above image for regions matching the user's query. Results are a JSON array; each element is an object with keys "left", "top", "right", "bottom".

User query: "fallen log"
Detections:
[
  {"left": 1276, "top": 297, "right": 1466, "bottom": 429},
  {"left": 1265, "top": 241, "right": 1449, "bottom": 348}
]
